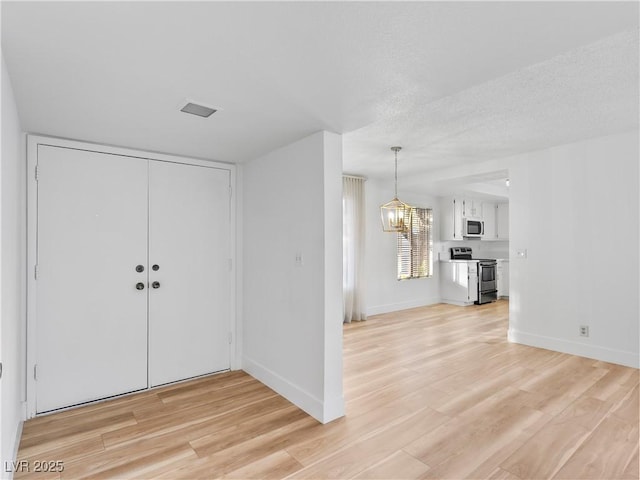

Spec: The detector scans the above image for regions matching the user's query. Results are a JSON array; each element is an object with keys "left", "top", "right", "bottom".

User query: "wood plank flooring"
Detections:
[{"left": 15, "top": 300, "right": 639, "bottom": 479}]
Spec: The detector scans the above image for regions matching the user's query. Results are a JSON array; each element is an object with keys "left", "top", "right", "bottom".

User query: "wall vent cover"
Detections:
[{"left": 180, "top": 101, "right": 217, "bottom": 118}]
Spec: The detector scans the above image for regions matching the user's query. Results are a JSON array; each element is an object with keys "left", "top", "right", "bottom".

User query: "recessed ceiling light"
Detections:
[
  {"left": 179, "top": 100, "right": 217, "bottom": 118},
  {"left": 505, "top": 178, "right": 510, "bottom": 187}
]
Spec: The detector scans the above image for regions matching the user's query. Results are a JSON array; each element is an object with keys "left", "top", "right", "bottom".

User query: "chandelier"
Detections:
[{"left": 380, "top": 146, "right": 412, "bottom": 233}]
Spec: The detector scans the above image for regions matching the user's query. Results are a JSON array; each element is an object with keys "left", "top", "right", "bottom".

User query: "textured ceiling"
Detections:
[
  {"left": 2, "top": 1, "right": 638, "bottom": 185},
  {"left": 349, "top": 29, "right": 640, "bottom": 192}
]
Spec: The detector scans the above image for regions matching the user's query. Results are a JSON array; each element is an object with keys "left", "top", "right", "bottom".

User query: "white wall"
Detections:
[
  {"left": 321, "top": 134, "right": 344, "bottom": 421},
  {"left": 242, "top": 131, "right": 344, "bottom": 423},
  {"left": 1, "top": 54, "right": 26, "bottom": 478},
  {"left": 365, "top": 179, "right": 441, "bottom": 316},
  {"left": 508, "top": 131, "right": 639, "bottom": 368}
]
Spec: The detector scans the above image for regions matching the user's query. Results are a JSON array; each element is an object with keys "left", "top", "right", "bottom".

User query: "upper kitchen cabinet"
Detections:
[
  {"left": 482, "top": 202, "right": 497, "bottom": 240},
  {"left": 440, "top": 196, "right": 464, "bottom": 241},
  {"left": 441, "top": 196, "right": 509, "bottom": 241},
  {"left": 462, "top": 198, "right": 482, "bottom": 218},
  {"left": 496, "top": 203, "right": 509, "bottom": 240}
]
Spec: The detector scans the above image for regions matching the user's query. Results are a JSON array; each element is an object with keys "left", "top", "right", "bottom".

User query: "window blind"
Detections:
[{"left": 397, "top": 207, "right": 433, "bottom": 280}]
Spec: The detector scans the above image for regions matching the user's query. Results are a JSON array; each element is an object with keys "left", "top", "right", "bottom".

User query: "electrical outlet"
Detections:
[
  {"left": 579, "top": 325, "right": 589, "bottom": 337},
  {"left": 295, "top": 252, "right": 303, "bottom": 267}
]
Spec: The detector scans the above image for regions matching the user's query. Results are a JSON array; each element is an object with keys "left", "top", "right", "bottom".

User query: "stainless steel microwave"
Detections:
[{"left": 463, "top": 218, "right": 484, "bottom": 237}]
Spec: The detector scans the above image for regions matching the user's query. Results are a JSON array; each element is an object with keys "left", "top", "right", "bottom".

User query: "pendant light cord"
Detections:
[
  {"left": 394, "top": 149, "right": 398, "bottom": 198},
  {"left": 391, "top": 146, "right": 401, "bottom": 199}
]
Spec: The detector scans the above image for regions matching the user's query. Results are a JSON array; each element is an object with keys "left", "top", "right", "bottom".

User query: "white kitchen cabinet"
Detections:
[
  {"left": 497, "top": 260, "right": 510, "bottom": 297},
  {"left": 497, "top": 203, "right": 509, "bottom": 240},
  {"left": 440, "top": 261, "right": 478, "bottom": 306},
  {"left": 462, "top": 198, "right": 482, "bottom": 218},
  {"left": 440, "top": 196, "right": 464, "bottom": 241},
  {"left": 442, "top": 196, "right": 508, "bottom": 242},
  {"left": 482, "top": 202, "right": 497, "bottom": 240}
]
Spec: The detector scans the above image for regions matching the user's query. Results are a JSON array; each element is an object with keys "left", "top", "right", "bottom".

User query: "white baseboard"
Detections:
[
  {"left": 440, "top": 299, "right": 475, "bottom": 307},
  {"left": 367, "top": 297, "right": 441, "bottom": 317},
  {"left": 508, "top": 328, "right": 639, "bottom": 369},
  {"left": 242, "top": 356, "right": 343, "bottom": 424}
]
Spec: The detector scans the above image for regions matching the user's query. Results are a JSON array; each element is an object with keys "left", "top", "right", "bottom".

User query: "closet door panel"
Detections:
[
  {"left": 148, "top": 161, "right": 231, "bottom": 386},
  {"left": 36, "top": 146, "right": 149, "bottom": 413}
]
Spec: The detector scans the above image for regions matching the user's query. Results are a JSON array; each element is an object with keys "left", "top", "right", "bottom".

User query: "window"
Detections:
[{"left": 397, "top": 207, "right": 433, "bottom": 280}]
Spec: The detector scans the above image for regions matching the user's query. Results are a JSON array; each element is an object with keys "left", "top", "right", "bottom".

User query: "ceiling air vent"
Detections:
[{"left": 179, "top": 100, "right": 217, "bottom": 118}]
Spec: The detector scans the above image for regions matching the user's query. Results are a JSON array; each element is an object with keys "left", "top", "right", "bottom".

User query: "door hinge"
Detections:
[
  {"left": 33, "top": 364, "right": 38, "bottom": 381},
  {"left": 34, "top": 264, "right": 39, "bottom": 280},
  {"left": 35, "top": 165, "right": 39, "bottom": 181},
  {"left": 228, "top": 332, "right": 233, "bottom": 344}
]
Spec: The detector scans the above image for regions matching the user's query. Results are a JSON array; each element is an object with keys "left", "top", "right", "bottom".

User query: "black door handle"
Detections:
[
  {"left": 152, "top": 264, "right": 160, "bottom": 271},
  {"left": 135, "top": 282, "right": 145, "bottom": 290},
  {"left": 135, "top": 265, "right": 145, "bottom": 273},
  {"left": 152, "top": 281, "right": 160, "bottom": 289}
]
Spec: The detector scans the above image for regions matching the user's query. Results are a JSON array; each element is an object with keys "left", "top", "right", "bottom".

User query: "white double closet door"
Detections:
[{"left": 36, "top": 145, "right": 231, "bottom": 413}]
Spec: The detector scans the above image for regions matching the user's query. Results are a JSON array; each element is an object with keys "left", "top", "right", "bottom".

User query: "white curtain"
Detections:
[{"left": 343, "top": 176, "right": 366, "bottom": 323}]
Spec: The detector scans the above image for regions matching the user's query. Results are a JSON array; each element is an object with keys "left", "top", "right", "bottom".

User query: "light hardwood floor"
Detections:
[{"left": 15, "top": 300, "right": 639, "bottom": 479}]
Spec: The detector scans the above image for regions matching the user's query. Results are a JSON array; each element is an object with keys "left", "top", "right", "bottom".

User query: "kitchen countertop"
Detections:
[
  {"left": 441, "top": 258, "right": 509, "bottom": 263},
  {"left": 439, "top": 259, "right": 479, "bottom": 263}
]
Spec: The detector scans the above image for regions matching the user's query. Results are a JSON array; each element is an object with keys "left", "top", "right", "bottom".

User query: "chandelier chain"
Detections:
[
  {"left": 394, "top": 148, "right": 398, "bottom": 198},
  {"left": 391, "top": 146, "right": 402, "bottom": 198}
]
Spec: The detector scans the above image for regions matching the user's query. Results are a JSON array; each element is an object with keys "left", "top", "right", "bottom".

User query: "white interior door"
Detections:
[
  {"left": 36, "top": 146, "right": 149, "bottom": 412},
  {"left": 148, "top": 161, "right": 231, "bottom": 387}
]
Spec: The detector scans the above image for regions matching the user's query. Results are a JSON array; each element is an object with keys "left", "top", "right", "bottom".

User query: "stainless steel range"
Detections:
[{"left": 450, "top": 247, "right": 498, "bottom": 305}]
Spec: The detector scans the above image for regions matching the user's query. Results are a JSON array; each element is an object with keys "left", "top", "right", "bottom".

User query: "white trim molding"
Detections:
[
  {"left": 242, "top": 356, "right": 341, "bottom": 424},
  {"left": 366, "top": 297, "right": 441, "bottom": 317},
  {"left": 508, "top": 328, "right": 639, "bottom": 369}
]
